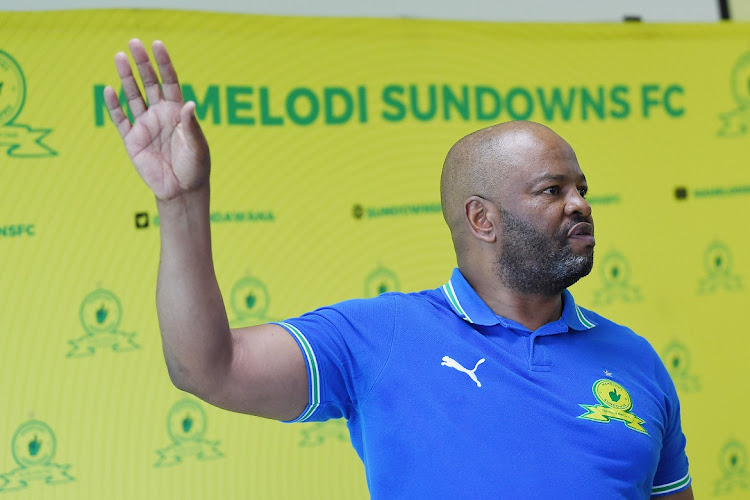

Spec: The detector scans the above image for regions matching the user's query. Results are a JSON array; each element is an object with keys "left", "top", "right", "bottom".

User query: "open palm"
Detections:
[{"left": 104, "top": 39, "right": 209, "bottom": 201}]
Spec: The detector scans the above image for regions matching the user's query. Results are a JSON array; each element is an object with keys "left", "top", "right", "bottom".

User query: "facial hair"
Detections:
[{"left": 495, "top": 207, "right": 594, "bottom": 296}]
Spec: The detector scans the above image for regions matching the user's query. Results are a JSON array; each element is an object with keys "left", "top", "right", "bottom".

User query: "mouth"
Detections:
[{"left": 567, "top": 222, "right": 595, "bottom": 246}]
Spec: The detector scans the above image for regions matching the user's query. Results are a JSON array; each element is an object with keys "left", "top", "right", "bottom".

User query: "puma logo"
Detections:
[{"left": 441, "top": 356, "right": 485, "bottom": 387}]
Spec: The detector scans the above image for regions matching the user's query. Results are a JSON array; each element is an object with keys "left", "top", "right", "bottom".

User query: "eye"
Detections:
[
  {"left": 578, "top": 186, "right": 588, "bottom": 197},
  {"left": 542, "top": 186, "right": 560, "bottom": 195}
]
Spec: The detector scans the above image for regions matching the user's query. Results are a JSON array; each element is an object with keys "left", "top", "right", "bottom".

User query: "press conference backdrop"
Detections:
[{"left": 1, "top": 9, "right": 749, "bottom": 499}]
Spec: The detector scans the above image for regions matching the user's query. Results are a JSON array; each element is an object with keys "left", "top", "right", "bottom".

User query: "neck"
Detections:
[{"left": 461, "top": 266, "right": 563, "bottom": 331}]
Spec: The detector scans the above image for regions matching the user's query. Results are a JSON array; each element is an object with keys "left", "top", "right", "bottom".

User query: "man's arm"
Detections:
[
  {"left": 655, "top": 484, "right": 693, "bottom": 500},
  {"left": 105, "top": 39, "right": 308, "bottom": 421}
]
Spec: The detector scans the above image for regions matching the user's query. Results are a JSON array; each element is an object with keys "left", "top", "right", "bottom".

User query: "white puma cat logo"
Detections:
[{"left": 441, "top": 356, "right": 485, "bottom": 387}]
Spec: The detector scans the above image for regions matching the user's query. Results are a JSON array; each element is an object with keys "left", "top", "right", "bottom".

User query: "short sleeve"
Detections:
[
  {"left": 275, "top": 295, "right": 396, "bottom": 423},
  {"left": 651, "top": 361, "right": 691, "bottom": 496}
]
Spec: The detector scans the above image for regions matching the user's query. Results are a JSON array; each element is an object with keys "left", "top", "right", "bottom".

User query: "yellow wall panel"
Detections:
[{"left": 1, "top": 10, "right": 749, "bottom": 498}]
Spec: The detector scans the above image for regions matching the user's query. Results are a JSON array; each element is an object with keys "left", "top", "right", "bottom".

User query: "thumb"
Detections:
[{"left": 180, "top": 101, "right": 207, "bottom": 152}]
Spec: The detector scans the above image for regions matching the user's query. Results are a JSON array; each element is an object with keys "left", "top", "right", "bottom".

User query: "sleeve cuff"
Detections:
[
  {"left": 652, "top": 472, "right": 691, "bottom": 496},
  {"left": 275, "top": 321, "right": 321, "bottom": 423}
]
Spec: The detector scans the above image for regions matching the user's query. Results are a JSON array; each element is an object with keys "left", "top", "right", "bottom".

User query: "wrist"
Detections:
[{"left": 156, "top": 183, "right": 211, "bottom": 228}]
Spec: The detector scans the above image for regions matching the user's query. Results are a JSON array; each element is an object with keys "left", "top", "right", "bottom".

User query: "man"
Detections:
[{"left": 105, "top": 39, "right": 693, "bottom": 498}]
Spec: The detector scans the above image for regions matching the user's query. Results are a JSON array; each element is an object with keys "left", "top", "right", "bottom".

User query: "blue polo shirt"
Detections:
[{"left": 276, "top": 268, "right": 690, "bottom": 498}]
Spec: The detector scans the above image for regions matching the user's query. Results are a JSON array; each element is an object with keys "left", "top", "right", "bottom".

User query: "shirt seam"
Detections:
[{"left": 358, "top": 294, "right": 397, "bottom": 407}]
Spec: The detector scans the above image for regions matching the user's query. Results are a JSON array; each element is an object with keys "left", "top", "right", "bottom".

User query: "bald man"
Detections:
[{"left": 106, "top": 40, "right": 692, "bottom": 499}]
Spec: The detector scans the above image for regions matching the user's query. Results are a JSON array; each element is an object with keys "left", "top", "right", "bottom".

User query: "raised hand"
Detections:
[{"left": 104, "top": 39, "right": 210, "bottom": 202}]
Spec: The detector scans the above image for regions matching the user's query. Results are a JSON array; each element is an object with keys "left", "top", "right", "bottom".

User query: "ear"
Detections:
[{"left": 464, "top": 196, "right": 497, "bottom": 243}]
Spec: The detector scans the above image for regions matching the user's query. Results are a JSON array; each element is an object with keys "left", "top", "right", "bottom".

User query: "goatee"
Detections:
[{"left": 495, "top": 207, "right": 594, "bottom": 296}]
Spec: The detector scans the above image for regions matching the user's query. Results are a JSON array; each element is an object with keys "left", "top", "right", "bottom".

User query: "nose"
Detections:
[{"left": 565, "top": 189, "right": 592, "bottom": 218}]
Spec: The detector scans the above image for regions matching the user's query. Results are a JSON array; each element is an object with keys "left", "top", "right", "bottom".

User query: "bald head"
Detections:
[{"left": 440, "top": 121, "right": 575, "bottom": 238}]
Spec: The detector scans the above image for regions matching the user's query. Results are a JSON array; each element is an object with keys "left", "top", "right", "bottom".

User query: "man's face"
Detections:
[{"left": 493, "top": 140, "right": 594, "bottom": 296}]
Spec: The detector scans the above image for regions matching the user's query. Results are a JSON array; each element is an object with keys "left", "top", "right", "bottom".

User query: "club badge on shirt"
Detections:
[{"left": 578, "top": 379, "right": 648, "bottom": 435}]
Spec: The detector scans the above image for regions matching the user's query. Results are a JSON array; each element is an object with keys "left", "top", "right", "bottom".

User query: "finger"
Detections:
[
  {"left": 152, "top": 40, "right": 183, "bottom": 102},
  {"left": 114, "top": 51, "right": 147, "bottom": 118},
  {"left": 129, "top": 38, "right": 163, "bottom": 106},
  {"left": 103, "top": 85, "right": 132, "bottom": 139}
]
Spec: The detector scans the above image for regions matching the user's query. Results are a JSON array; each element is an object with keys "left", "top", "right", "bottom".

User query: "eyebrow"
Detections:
[{"left": 528, "top": 173, "right": 587, "bottom": 186}]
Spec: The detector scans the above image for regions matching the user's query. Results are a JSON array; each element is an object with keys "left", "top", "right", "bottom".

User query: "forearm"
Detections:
[{"left": 155, "top": 184, "right": 232, "bottom": 394}]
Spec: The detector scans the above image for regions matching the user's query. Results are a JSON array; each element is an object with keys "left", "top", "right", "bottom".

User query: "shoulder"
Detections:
[
  {"left": 578, "top": 306, "right": 673, "bottom": 379},
  {"left": 579, "top": 307, "right": 661, "bottom": 356},
  {"left": 294, "top": 287, "right": 446, "bottom": 328}
]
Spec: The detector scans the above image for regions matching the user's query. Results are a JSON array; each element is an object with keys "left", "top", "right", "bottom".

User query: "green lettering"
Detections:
[
  {"left": 357, "top": 86, "right": 368, "bottom": 123},
  {"left": 537, "top": 87, "right": 575, "bottom": 121},
  {"left": 382, "top": 85, "right": 406, "bottom": 122},
  {"left": 226, "top": 86, "right": 255, "bottom": 125},
  {"left": 664, "top": 85, "right": 685, "bottom": 117},
  {"left": 182, "top": 85, "right": 221, "bottom": 124},
  {"left": 286, "top": 87, "right": 319, "bottom": 126},
  {"left": 506, "top": 87, "right": 533, "bottom": 120},
  {"left": 259, "top": 87, "right": 283, "bottom": 126},
  {"left": 442, "top": 85, "right": 469, "bottom": 120},
  {"left": 94, "top": 84, "right": 107, "bottom": 126},
  {"left": 475, "top": 86, "right": 501, "bottom": 121},
  {"left": 641, "top": 84, "right": 660, "bottom": 118},
  {"left": 410, "top": 84, "right": 437, "bottom": 121},
  {"left": 324, "top": 87, "right": 353, "bottom": 125},
  {"left": 581, "top": 86, "right": 605, "bottom": 121},
  {"left": 609, "top": 85, "right": 630, "bottom": 119}
]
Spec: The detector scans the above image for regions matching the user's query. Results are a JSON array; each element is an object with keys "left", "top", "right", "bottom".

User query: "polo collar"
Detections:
[{"left": 440, "top": 268, "right": 597, "bottom": 331}]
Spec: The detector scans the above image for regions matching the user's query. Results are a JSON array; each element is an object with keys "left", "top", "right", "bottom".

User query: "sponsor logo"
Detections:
[
  {"left": 578, "top": 379, "right": 647, "bottom": 435},
  {"left": 155, "top": 399, "right": 223, "bottom": 467},
  {"left": 714, "top": 440, "right": 749, "bottom": 495},
  {"left": 67, "top": 288, "right": 139, "bottom": 357},
  {"left": 441, "top": 356, "right": 485, "bottom": 388},
  {"left": 593, "top": 250, "right": 642, "bottom": 305},
  {"left": 364, "top": 266, "right": 400, "bottom": 297},
  {"left": 0, "top": 51, "right": 56, "bottom": 157},
  {"left": 661, "top": 341, "right": 700, "bottom": 392},
  {"left": 698, "top": 240, "right": 742, "bottom": 294},
  {"left": 0, "top": 420, "right": 74, "bottom": 492}
]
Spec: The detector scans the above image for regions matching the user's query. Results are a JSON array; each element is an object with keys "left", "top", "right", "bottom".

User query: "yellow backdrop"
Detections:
[{"left": 1, "top": 10, "right": 749, "bottom": 499}]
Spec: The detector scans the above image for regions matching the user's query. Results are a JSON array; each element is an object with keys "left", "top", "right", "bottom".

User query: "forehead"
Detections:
[{"left": 501, "top": 137, "right": 585, "bottom": 187}]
